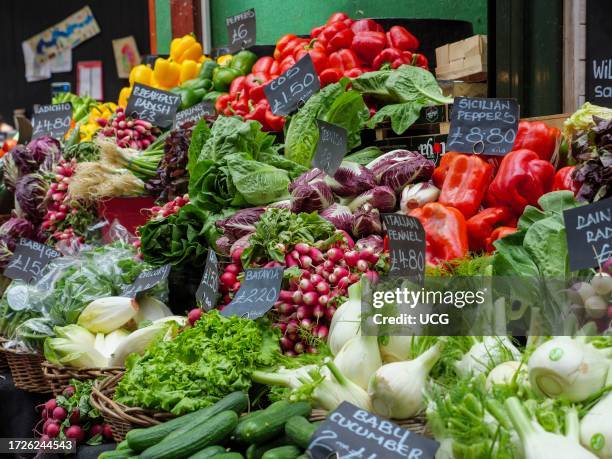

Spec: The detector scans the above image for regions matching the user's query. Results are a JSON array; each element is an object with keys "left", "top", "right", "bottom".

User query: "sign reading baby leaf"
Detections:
[
  {"left": 220, "top": 267, "right": 283, "bottom": 319},
  {"left": 447, "top": 97, "right": 519, "bottom": 155},
  {"left": 196, "top": 251, "right": 219, "bottom": 311},
  {"left": 383, "top": 214, "right": 426, "bottom": 285},
  {"left": 307, "top": 402, "right": 439, "bottom": 459},
  {"left": 126, "top": 83, "right": 181, "bottom": 128},
  {"left": 563, "top": 197, "right": 611, "bottom": 271},
  {"left": 174, "top": 101, "right": 216, "bottom": 128},
  {"left": 4, "top": 238, "right": 61, "bottom": 283},
  {"left": 265, "top": 54, "right": 320, "bottom": 116},
  {"left": 226, "top": 8, "right": 256, "bottom": 53},
  {"left": 312, "top": 120, "right": 347, "bottom": 176},
  {"left": 121, "top": 264, "right": 171, "bottom": 297},
  {"left": 32, "top": 102, "right": 72, "bottom": 139}
]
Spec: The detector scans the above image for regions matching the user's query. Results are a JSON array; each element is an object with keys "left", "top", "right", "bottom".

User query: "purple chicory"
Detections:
[
  {"left": 14, "top": 174, "right": 48, "bottom": 222},
  {"left": 0, "top": 217, "right": 36, "bottom": 240},
  {"left": 267, "top": 200, "right": 291, "bottom": 210},
  {"left": 215, "top": 236, "right": 233, "bottom": 256},
  {"left": 366, "top": 149, "right": 435, "bottom": 193},
  {"left": 290, "top": 170, "right": 335, "bottom": 213},
  {"left": 29, "top": 136, "right": 62, "bottom": 174},
  {"left": 216, "top": 207, "right": 265, "bottom": 242},
  {"left": 399, "top": 182, "right": 440, "bottom": 212},
  {"left": 347, "top": 185, "right": 397, "bottom": 213},
  {"left": 352, "top": 204, "right": 382, "bottom": 238},
  {"left": 320, "top": 203, "right": 353, "bottom": 233},
  {"left": 288, "top": 168, "right": 326, "bottom": 193},
  {"left": 324, "top": 161, "right": 376, "bottom": 197},
  {"left": 355, "top": 234, "right": 384, "bottom": 252}
]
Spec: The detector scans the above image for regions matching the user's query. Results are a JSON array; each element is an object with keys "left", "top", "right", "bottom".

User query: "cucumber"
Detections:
[
  {"left": 98, "top": 450, "right": 134, "bottom": 459},
  {"left": 188, "top": 445, "right": 227, "bottom": 459},
  {"left": 284, "top": 416, "right": 318, "bottom": 449},
  {"left": 140, "top": 411, "right": 239, "bottom": 459},
  {"left": 246, "top": 436, "right": 291, "bottom": 459},
  {"left": 116, "top": 440, "right": 131, "bottom": 450},
  {"left": 234, "top": 401, "right": 290, "bottom": 442},
  {"left": 127, "top": 392, "right": 247, "bottom": 452},
  {"left": 210, "top": 454, "right": 244, "bottom": 459},
  {"left": 262, "top": 445, "right": 302, "bottom": 459},
  {"left": 235, "top": 402, "right": 312, "bottom": 445}
]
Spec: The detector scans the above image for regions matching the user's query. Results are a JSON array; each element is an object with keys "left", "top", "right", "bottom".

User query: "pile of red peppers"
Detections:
[
  {"left": 215, "top": 12, "right": 427, "bottom": 132},
  {"left": 410, "top": 120, "right": 568, "bottom": 265}
]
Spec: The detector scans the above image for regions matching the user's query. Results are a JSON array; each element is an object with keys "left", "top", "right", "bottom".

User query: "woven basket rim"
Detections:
[{"left": 41, "top": 360, "right": 125, "bottom": 372}]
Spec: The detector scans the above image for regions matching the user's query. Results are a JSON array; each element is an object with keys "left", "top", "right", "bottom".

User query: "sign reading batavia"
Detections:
[{"left": 586, "top": 0, "right": 612, "bottom": 106}]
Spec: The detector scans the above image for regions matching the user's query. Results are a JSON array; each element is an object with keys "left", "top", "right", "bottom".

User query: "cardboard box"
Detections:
[{"left": 435, "top": 35, "right": 487, "bottom": 82}]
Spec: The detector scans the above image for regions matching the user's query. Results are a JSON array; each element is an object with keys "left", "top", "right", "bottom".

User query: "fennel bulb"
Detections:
[
  {"left": 580, "top": 366, "right": 612, "bottom": 458},
  {"left": 505, "top": 397, "right": 598, "bottom": 459},
  {"left": 528, "top": 337, "right": 610, "bottom": 402},
  {"left": 486, "top": 360, "right": 524, "bottom": 389},
  {"left": 368, "top": 340, "right": 443, "bottom": 419},
  {"left": 108, "top": 322, "right": 177, "bottom": 367},
  {"left": 379, "top": 335, "right": 412, "bottom": 363},
  {"left": 77, "top": 297, "right": 139, "bottom": 333},
  {"left": 334, "top": 335, "right": 382, "bottom": 389},
  {"left": 133, "top": 296, "right": 172, "bottom": 324},
  {"left": 454, "top": 336, "right": 522, "bottom": 378},
  {"left": 328, "top": 281, "right": 362, "bottom": 355}
]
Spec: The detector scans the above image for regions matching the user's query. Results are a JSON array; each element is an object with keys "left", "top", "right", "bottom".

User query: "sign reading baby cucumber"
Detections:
[
  {"left": 4, "top": 238, "right": 61, "bottom": 283},
  {"left": 126, "top": 83, "right": 181, "bottom": 129},
  {"left": 447, "top": 97, "right": 519, "bottom": 155}
]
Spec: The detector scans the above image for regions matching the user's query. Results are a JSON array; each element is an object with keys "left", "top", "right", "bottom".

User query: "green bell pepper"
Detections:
[
  {"left": 202, "top": 91, "right": 223, "bottom": 102},
  {"left": 178, "top": 88, "right": 201, "bottom": 110},
  {"left": 199, "top": 60, "right": 219, "bottom": 80},
  {"left": 212, "top": 66, "right": 242, "bottom": 92},
  {"left": 229, "top": 50, "right": 257, "bottom": 75}
]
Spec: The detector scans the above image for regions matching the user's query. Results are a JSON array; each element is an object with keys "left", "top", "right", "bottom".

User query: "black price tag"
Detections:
[
  {"left": 32, "top": 103, "right": 72, "bottom": 139},
  {"left": 265, "top": 54, "right": 320, "bottom": 116},
  {"left": 383, "top": 214, "right": 426, "bottom": 284},
  {"left": 126, "top": 83, "right": 181, "bottom": 129},
  {"left": 196, "top": 251, "right": 219, "bottom": 311},
  {"left": 220, "top": 267, "right": 283, "bottom": 319},
  {"left": 312, "top": 120, "right": 347, "bottom": 176},
  {"left": 226, "top": 8, "right": 256, "bottom": 53},
  {"left": 563, "top": 198, "right": 611, "bottom": 271},
  {"left": 447, "top": 97, "right": 519, "bottom": 155},
  {"left": 307, "top": 402, "right": 439, "bottom": 459},
  {"left": 174, "top": 101, "right": 216, "bottom": 128},
  {"left": 121, "top": 264, "right": 171, "bottom": 297},
  {"left": 4, "top": 238, "right": 61, "bottom": 283},
  {"left": 585, "top": 0, "right": 612, "bottom": 107}
]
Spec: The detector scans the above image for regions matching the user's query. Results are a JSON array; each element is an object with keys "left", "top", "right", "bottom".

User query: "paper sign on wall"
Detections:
[{"left": 113, "top": 36, "right": 141, "bottom": 79}]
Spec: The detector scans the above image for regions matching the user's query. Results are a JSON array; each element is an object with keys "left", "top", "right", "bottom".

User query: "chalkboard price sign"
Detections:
[
  {"left": 312, "top": 120, "right": 347, "bottom": 176},
  {"left": 586, "top": 0, "right": 612, "bottom": 107},
  {"left": 307, "top": 402, "right": 439, "bottom": 459},
  {"left": 563, "top": 198, "right": 611, "bottom": 271},
  {"left": 447, "top": 97, "right": 519, "bottom": 155},
  {"left": 32, "top": 103, "right": 72, "bottom": 140},
  {"left": 126, "top": 83, "right": 181, "bottom": 128},
  {"left": 220, "top": 267, "right": 283, "bottom": 319},
  {"left": 196, "top": 251, "right": 219, "bottom": 311},
  {"left": 383, "top": 214, "right": 426, "bottom": 284},
  {"left": 175, "top": 101, "right": 216, "bottom": 127},
  {"left": 4, "top": 238, "right": 61, "bottom": 283},
  {"left": 121, "top": 264, "right": 171, "bottom": 297},
  {"left": 226, "top": 8, "right": 256, "bottom": 53},
  {"left": 265, "top": 54, "right": 320, "bottom": 116}
]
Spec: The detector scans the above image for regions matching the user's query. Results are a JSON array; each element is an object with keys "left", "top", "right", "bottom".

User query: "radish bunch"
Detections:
[
  {"left": 149, "top": 194, "right": 190, "bottom": 220},
  {"left": 97, "top": 106, "right": 160, "bottom": 150}
]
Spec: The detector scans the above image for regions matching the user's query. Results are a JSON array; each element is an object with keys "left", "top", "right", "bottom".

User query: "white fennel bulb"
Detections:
[
  {"left": 528, "top": 337, "right": 610, "bottom": 402},
  {"left": 580, "top": 365, "right": 612, "bottom": 458},
  {"left": 328, "top": 281, "right": 362, "bottom": 355},
  {"left": 455, "top": 336, "right": 522, "bottom": 378},
  {"left": 134, "top": 296, "right": 172, "bottom": 323},
  {"left": 77, "top": 297, "right": 139, "bottom": 333},
  {"left": 379, "top": 335, "right": 411, "bottom": 363},
  {"left": 368, "top": 340, "right": 443, "bottom": 419},
  {"left": 334, "top": 335, "right": 381, "bottom": 389},
  {"left": 108, "top": 321, "right": 177, "bottom": 367},
  {"left": 486, "top": 360, "right": 525, "bottom": 389}
]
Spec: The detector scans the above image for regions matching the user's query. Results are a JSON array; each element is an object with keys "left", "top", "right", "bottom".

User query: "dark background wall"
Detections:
[{"left": 0, "top": 0, "right": 150, "bottom": 123}]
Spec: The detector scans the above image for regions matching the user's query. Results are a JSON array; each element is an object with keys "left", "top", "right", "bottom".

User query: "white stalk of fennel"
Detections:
[
  {"left": 580, "top": 363, "right": 612, "bottom": 458},
  {"left": 334, "top": 335, "right": 381, "bottom": 389}
]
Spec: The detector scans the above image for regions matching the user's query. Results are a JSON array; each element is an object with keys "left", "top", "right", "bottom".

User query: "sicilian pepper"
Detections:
[
  {"left": 436, "top": 153, "right": 493, "bottom": 218},
  {"left": 387, "top": 26, "right": 420, "bottom": 52},
  {"left": 252, "top": 56, "right": 274, "bottom": 75},
  {"left": 409, "top": 203, "right": 469, "bottom": 265},
  {"left": 212, "top": 66, "right": 242, "bottom": 92},
  {"left": 552, "top": 166, "right": 580, "bottom": 194},
  {"left": 153, "top": 58, "right": 181, "bottom": 88},
  {"left": 274, "top": 34, "right": 298, "bottom": 60},
  {"left": 328, "top": 49, "right": 361, "bottom": 72},
  {"left": 351, "top": 31, "right": 387, "bottom": 65},
  {"left": 465, "top": 207, "right": 516, "bottom": 252},
  {"left": 485, "top": 149, "right": 556, "bottom": 215},
  {"left": 326, "top": 12, "right": 352, "bottom": 26},
  {"left": 413, "top": 53, "right": 429, "bottom": 69},
  {"left": 170, "top": 34, "right": 203, "bottom": 63},
  {"left": 294, "top": 46, "right": 329, "bottom": 74},
  {"left": 230, "top": 50, "right": 258, "bottom": 76},
  {"left": 279, "top": 55, "right": 297, "bottom": 74},
  {"left": 486, "top": 226, "right": 517, "bottom": 252},
  {"left": 351, "top": 19, "right": 383, "bottom": 34},
  {"left": 321, "top": 22, "right": 354, "bottom": 52},
  {"left": 229, "top": 75, "right": 247, "bottom": 98},
  {"left": 373, "top": 48, "right": 403, "bottom": 70},
  {"left": 390, "top": 51, "right": 415, "bottom": 69},
  {"left": 244, "top": 100, "right": 268, "bottom": 125},
  {"left": 512, "top": 120, "right": 561, "bottom": 161},
  {"left": 278, "top": 38, "right": 309, "bottom": 62}
]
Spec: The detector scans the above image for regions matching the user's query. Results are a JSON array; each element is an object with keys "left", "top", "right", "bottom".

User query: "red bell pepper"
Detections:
[
  {"left": 274, "top": 34, "right": 297, "bottom": 60},
  {"left": 265, "top": 109, "right": 285, "bottom": 132},
  {"left": 351, "top": 18, "right": 383, "bottom": 34},
  {"left": 512, "top": 120, "right": 560, "bottom": 162},
  {"left": 279, "top": 55, "right": 297, "bottom": 74},
  {"left": 436, "top": 153, "right": 493, "bottom": 218},
  {"left": 387, "top": 26, "right": 419, "bottom": 52},
  {"left": 229, "top": 75, "right": 246, "bottom": 98},
  {"left": 319, "top": 67, "right": 343, "bottom": 86},
  {"left": 282, "top": 38, "right": 309, "bottom": 62},
  {"left": 486, "top": 226, "right": 517, "bottom": 252},
  {"left": 294, "top": 47, "right": 329, "bottom": 74},
  {"left": 244, "top": 100, "right": 268, "bottom": 126},
  {"left": 215, "top": 93, "right": 231, "bottom": 114},
  {"left": 466, "top": 207, "right": 516, "bottom": 252},
  {"left": 373, "top": 48, "right": 402, "bottom": 70},
  {"left": 245, "top": 72, "right": 268, "bottom": 102},
  {"left": 328, "top": 49, "right": 360, "bottom": 72},
  {"left": 343, "top": 68, "right": 363, "bottom": 78},
  {"left": 310, "top": 25, "right": 325, "bottom": 38},
  {"left": 552, "top": 166, "right": 579, "bottom": 194},
  {"left": 412, "top": 53, "right": 429, "bottom": 69},
  {"left": 390, "top": 51, "right": 415, "bottom": 69},
  {"left": 351, "top": 31, "right": 387, "bottom": 65},
  {"left": 269, "top": 60, "right": 280, "bottom": 78},
  {"left": 230, "top": 96, "right": 249, "bottom": 117},
  {"left": 252, "top": 56, "right": 274, "bottom": 75},
  {"left": 326, "top": 12, "right": 351, "bottom": 25},
  {"left": 409, "top": 203, "right": 469, "bottom": 265},
  {"left": 319, "top": 21, "right": 349, "bottom": 50},
  {"left": 486, "top": 149, "right": 555, "bottom": 215}
]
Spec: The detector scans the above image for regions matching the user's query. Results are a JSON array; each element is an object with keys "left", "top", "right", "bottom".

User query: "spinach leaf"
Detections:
[
  {"left": 386, "top": 65, "right": 453, "bottom": 105},
  {"left": 367, "top": 102, "right": 422, "bottom": 134},
  {"left": 323, "top": 90, "right": 370, "bottom": 150}
]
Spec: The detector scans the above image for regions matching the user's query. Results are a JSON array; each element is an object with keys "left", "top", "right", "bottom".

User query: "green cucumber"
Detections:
[
  {"left": 188, "top": 445, "right": 227, "bottom": 459},
  {"left": 262, "top": 445, "right": 301, "bottom": 459},
  {"left": 127, "top": 392, "right": 247, "bottom": 452},
  {"left": 235, "top": 402, "right": 312, "bottom": 445},
  {"left": 98, "top": 450, "right": 134, "bottom": 459},
  {"left": 210, "top": 454, "right": 244, "bottom": 459},
  {"left": 140, "top": 410, "right": 239, "bottom": 459},
  {"left": 246, "top": 436, "right": 291, "bottom": 459},
  {"left": 284, "top": 416, "right": 318, "bottom": 449},
  {"left": 234, "top": 401, "right": 290, "bottom": 441},
  {"left": 116, "top": 440, "right": 131, "bottom": 450}
]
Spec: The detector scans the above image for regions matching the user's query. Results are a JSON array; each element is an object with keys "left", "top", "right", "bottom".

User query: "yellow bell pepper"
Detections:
[
  {"left": 199, "top": 55, "right": 211, "bottom": 63},
  {"left": 129, "top": 64, "right": 153, "bottom": 86},
  {"left": 153, "top": 58, "right": 181, "bottom": 89},
  {"left": 170, "top": 34, "right": 203, "bottom": 63},
  {"left": 118, "top": 87, "right": 132, "bottom": 107},
  {"left": 217, "top": 54, "right": 233, "bottom": 66},
  {"left": 179, "top": 60, "right": 201, "bottom": 84}
]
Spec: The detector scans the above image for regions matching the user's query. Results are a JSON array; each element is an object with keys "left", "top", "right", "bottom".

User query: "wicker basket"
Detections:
[
  {"left": 0, "top": 337, "right": 9, "bottom": 371},
  {"left": 4, "top": 347, "right": 51, "bottom": 393},
  {"left": 41, "top": 361, "right": 124, "bottom": 397},
  {"left": 309, "top": 409, "right": 430, "bottom": 437},
  {"left": 90, "top": 372, "right": 175, "bottom": 442}
]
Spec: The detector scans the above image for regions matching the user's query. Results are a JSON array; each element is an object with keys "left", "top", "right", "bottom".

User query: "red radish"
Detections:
[
  {"left": 292, "top": 290, "right": 303, "bottom": 304},
  {"left": 188, "top": 308, "right": 203, "bottom": 325},
  {"left": 290, "top": 250, "right": 300, "bottom": 260},
  {"left": 299, "top": 278, "right": 314, "bottom": 292},
  {"left": 356, "top": 259, "right": 369, "bottom": 272},
  {"left": 280, "top": 336, "right": 294, "bottom": 351},
  {"left": 45, "top": 399, "right": 57, "bottom": 412},
  {"left": 69, "top": 408, "right": 80, "bottom": 425},
  {"left": 89, "top": 424, "right": 103, "bottom": 438},
  {"left": 40, "top": 435, "right": 51, "bottom": 442},
  {"left": 337, "top": 277, "right": 350, "bottom": 290},
  {"left": 279, "top": 290, "right": 294, "bottom": 303},
  {"left": 300, "top": 318, "right": 314, "bottom": 330},
  {"left": 313, "top": 324, "right": 329, "bottom": 339},
  {"left": 310, "top": 274, "right": 324, "bottom": 284},
  {"left": 344, "top": 251, "right": 359, "bottom": 267},
  {"left": 45, "top": 422, "right": 60, "bottom": 438},
  {"left": 318, "top": 294, "right": 330, "bottom": 306},
  {"left": 275, "top": 322, "right": 287, "bottom": 333},
  {"left": 337, "top": 230, "right": 355, "bottom": 248},
  {"left": 231, "top": 281, "right": 241, "bottom": 291},
  {"left": 365, "top": 270, "right": 379, "bottom": 283},
  {"left": 359, "top": 248, "right": 374, "bottom": 260},
  {"left": 333, "top": 267, "right": 349, "bottom": 279},
  {"left": 285, "top": 350, "right": 297, "bottom": 356},
  {"left": 42, "top": 409, "right": 49, "bottom": 420},
  {"left": 313, "top": 304, "right": 325, "bottom": 319},
  {"left": 231, "top": 247, "right": 245, "bottom": 265},
  {"left": 301, "top": 270, "right": 311, "bottom": 279},
  {"left": 285, "top": 254, "right": 299, "bottom": 267},
  {"left": 264, "top": 261, "right": 283, "bottom": 268},
  {"left": 294, "top": 342, "right": 305, "bottom": 354},
  {"left": 276, "top": 302, "right": 295, "bottom": 315},
  {"left": 309, "top": 247, "right": 324, "bottom": 263},
  {"left": 315, "top": 281, "right": 330, "bottom": 295},
  {"left": 65, "top": 425, "right": 85, "bottom": 443},
  {"left": 102, "top": 425, "right": 113, "bottom": 440},
  {"left": 220, "top": 272, "right": 237, "bottom": 287},
  {"left": 325, "top": 306, "right": 337, "bottom": 320},
  {"left": 328, "top": 274, "right": 338, "bottom": 285},
  {"left": 296, "top": 305, "right": 312, "bottom": 319},
  {"left": 303, "top": 291, "right": 319, "bottom": 306},
  {"left": 295, "top": 242, "right": 311, "bottom": 255},
  {"left": 300, "top": 255, "right": 313, "bottom": 268},
  {"left": 349, "top": 273, "right": 361, "bottom": 283},
  {"left": 225, "top": 264, "right": 240, "bottom": 274},
  {"left": 322, "top": 260, "right": 335, "bottom": 272},
  {"left": 52, "top": 407, "right": 67, "bottom": 421},
  {"left": 286, "top": 320, "right": 299, "bottom": 334},
  {"left": 326, "top": 247, "right": 343, "bottom": 263},
  {"left": 307, "top": 346, "right": 319, "bottom": 354}
]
